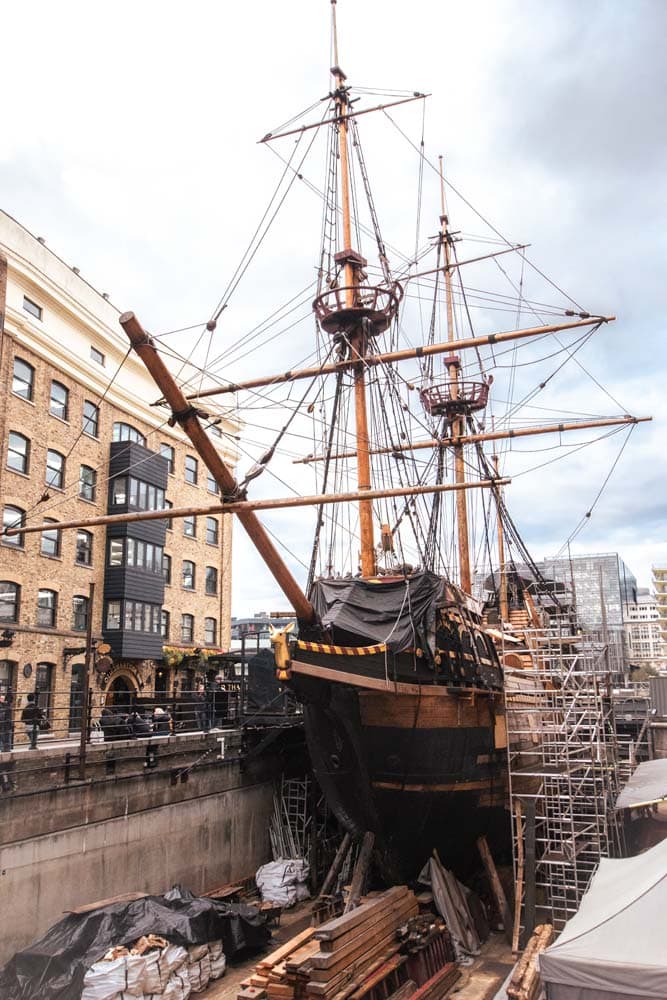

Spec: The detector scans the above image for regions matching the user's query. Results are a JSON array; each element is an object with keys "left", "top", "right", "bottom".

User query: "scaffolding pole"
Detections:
[{"left": 504, "top": 617, "right": 625, "bottom": 934}]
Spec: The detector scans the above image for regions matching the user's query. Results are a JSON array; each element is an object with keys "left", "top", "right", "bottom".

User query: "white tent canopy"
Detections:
[
  {"left": 615, "top": 758, "right": 667, "bottom": 811},
  {"left": 539, "top": 838, "right": 667, "bottom": 1000}
]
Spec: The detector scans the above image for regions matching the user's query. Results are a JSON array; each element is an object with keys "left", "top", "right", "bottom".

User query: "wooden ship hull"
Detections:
[{"left": 288, "top": 593, "right": 510, "bottom": 874}]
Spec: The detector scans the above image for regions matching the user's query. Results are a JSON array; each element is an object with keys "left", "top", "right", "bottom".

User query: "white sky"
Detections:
[{"left": 3, "top": 0, "right": 666, "bottom": 614}]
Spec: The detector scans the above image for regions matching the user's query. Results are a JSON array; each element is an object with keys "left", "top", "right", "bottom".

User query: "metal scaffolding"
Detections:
[{"left": 504, "top": 620, "right": 625, "bottom": 933}]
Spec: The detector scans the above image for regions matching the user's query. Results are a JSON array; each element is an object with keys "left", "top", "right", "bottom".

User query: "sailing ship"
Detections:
[{"left": 20, "top": 4, "right": 649, "bottom": 874}]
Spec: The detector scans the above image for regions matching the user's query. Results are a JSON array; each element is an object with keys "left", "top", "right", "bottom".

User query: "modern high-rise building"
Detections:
[
  {"left": 0, "top": 211, "right": 239, "bottom": 740},
  {"left": 537, "top": 552, "right": 637, "bottom": 630}
]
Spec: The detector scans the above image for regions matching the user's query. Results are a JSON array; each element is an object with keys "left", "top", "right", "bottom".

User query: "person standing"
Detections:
[
  {"left": 0, "top": 692, "right": 13, "bottom": 752},
  {"left": 152, "top": 705, "right": 172, "bottom": 735},
  {"left": 21, "top": 693, "right": 44, "bottom": 749},
  {"left": 194, "top": 683, "right": 209, "bottom": 732}
]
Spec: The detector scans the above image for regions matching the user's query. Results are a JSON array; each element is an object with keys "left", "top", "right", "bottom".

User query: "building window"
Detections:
[
  {"left": 208, "top": 423, "right": 223, "bottom": 439},
  {"left": 7, "top": 431, "right": 30, "bottom": 474},
  {"left": 160, "top": 609, "right": 170, "bottom": 639},
  {"left": 49, "top": 381, "right": 69, "bottom": 421},
  {"left": 79, "top": 465, "right": 97, "bottom": 502},
  {"left": 0, "top": 582, "right": 20, "bottom": 623},
  {"left": 112, "top": 422, "right": 146, "bottom": 446},
  {"left": 111, "top": 477, "right": 127, "bottom": 506},
  {"left": 160, "top": 443, "right": 175, "bottom": 474},
  {"left": 23, "top": 296, "right": 42, "bottom": 321},
  {"left": 207, "top": 470, "right": 220, "bottom": 495},
  {"left": 206, "top": 517, "right": 219, "bottom": 546},
  {"left": 35, "top": 662, "right": 54, "bottom": 715},
  {"left": 2, "top": 506, "right": 25, "bottom": 548},
  {"left": 72, "top": 595, "right": 89, "bottom": 632},
  {"left": 83, "top": 400, "right": 99, "bottom": 438},
  {"left": 205, "top": 566, "right": 218, "bottom": 596},
  {"left": 37, "top": 589, "right": 57, "bottom": 627},
  {"left": 204, "top": 617, "right": 217, "bottom": 645},
  {"left": 105, "top": 600, "right": 121, "bottom": 630},
  {"left": 182, "top": 560, "right": 195, "bottom": 590},
  {"left": 0, "top": 659, "right": 17, "bottom": 696},
  {"left": 90, "top": 346, "right": 105, "bottom": 366},
  {"left": 181, "top": 614, "right": 194, "bottom": 643},
  {"left": 46, "top": 449, "right": 65, "bottom": 489},
  {"left": 75, "top": 530, "right": 93, "bottom": 566},
  {"left": 108, "top": 538, "right": 124, "bottom": 566},
  {"left": 162, "top": 553, "right": 172, "bottom": 584},
  {"left": 40, "top": 518, "right": 60, "bottom": 558},
  {"left": 163, "top": 499, "right": 173, "bottom": 531},
  {"left": 185, "top": 455, "right": 198, "bottom": 484},
  {"left": 127, "top": 477, "right": 165, "bottom": 511},
  {"left": 12, "top": 358, "right": 34, "bottom": 400},
  {"left": 183, "top": 515, "right": 196, "bottom": 538}
]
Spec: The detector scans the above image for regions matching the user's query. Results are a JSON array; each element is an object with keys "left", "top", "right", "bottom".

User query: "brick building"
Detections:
[{"left": 0, "top": 211, "right": 238, "bottom": 741}]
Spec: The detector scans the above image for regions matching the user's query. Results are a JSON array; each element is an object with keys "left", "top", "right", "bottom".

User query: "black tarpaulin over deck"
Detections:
[
  {"left": 0, "top": 885, "right": 270, "bottom": 1000},
  {"left": 310, "top": 571, "right": 444, "bottom": 652}
]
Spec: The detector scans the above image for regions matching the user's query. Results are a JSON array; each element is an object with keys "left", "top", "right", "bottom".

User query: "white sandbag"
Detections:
[
  {"left": 160, "top": 966, "right": 192, "bottom": 1000},
  {"left": 141, "top": 950, "right": 163, "bottom": 994},
  {"left": 123, "top": 954, "right": 148, "bottom": 997},
  {"left": 82, "top": 952, "right": 147, "bottom": 1000},
  {"left": 295, "top": 881, "right": 311, "bottom": 902},
  {"left": 210, "top": 952, "right": 226, "bottom": 980},
  {"left": 187, "top": 952, "right": 211, "bottom": 993},
  {"left": 256, "top": 859, "right": 310, "bottom": 908},
  {"left": 207, "top": 939, "right": 223, "bottom": 961},
  {"left": 82, "top": 957, "right": 126, "bottom": 1000},
  {"left": 157, "top": 944, "right": 188, "bottom": 979},
  {"left": 187, "top": 943, "right": 208, "bottom": 963}
]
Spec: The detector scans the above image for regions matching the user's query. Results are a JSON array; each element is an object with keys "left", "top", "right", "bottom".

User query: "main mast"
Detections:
[
  {"left": 440, "top": 157, "right": 472, "bottom": 594},
  {"left": 313, "top": 1, "right": 402, "bottom": 578}
]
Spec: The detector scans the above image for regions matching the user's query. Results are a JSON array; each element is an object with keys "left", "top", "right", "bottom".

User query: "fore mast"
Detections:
[{"left": 312, "top": 1, "right": 403, "bottom": 579}]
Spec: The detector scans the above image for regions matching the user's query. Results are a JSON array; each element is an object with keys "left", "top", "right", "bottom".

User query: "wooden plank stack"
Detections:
[
  {"left": 506, "top": 924, "right": 554, "bottom": 1000},
  {"left": 240, "top": 887, "right": 420, "bottom": 1000}
]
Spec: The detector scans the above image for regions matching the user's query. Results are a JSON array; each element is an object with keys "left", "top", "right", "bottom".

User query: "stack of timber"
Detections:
[
  {"left": 240, "top": 927, "right": 318, "bottom": 999},
  {"left": 506, "top": 924, "right": 554, "bottom": 1000},
  {"left": 239, "top": 887, "right": 421, "bottom": 1000}
]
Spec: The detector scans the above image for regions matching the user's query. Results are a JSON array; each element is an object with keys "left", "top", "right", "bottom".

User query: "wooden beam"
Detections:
[
  {"left": 345, "top": 832, "right": 375, "bottom": 912},
  {"left": 184, "top": 315, "right": 614, "bottom": 401},
  {"left": 477, "top": 834, "right": 513, "bottom": 944},
  {"left": 294, "top": 415, "right": 651, "bottom": 464},
  {"left": 8, "top": 477, "right": 510, "bottom": 539},
  {"left": 118, "top": 311, "right": 315, "bottom": 622},
  {"left": 512, "top": 800, "right": 525, "bottom": 955}
]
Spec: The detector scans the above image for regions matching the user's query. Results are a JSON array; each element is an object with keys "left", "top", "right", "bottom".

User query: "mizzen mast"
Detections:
[{"left": 420, "top": 159, "right": 492, "bottom": 593}]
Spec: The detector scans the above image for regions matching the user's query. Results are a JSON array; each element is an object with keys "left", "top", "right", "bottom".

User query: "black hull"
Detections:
[{"left": 295, "top": 673, "right": 509, "bottom": 877}]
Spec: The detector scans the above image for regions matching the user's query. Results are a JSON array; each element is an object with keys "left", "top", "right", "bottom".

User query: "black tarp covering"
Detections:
[
  {"left": 310, "top": 571, "right": 444, "bottom": 652},
  {"left": 247, "top": 648, "right": 285, "bottom": 710},
  {"left": 0, "top": 885, "right": 270, "bottom": 1000}
]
